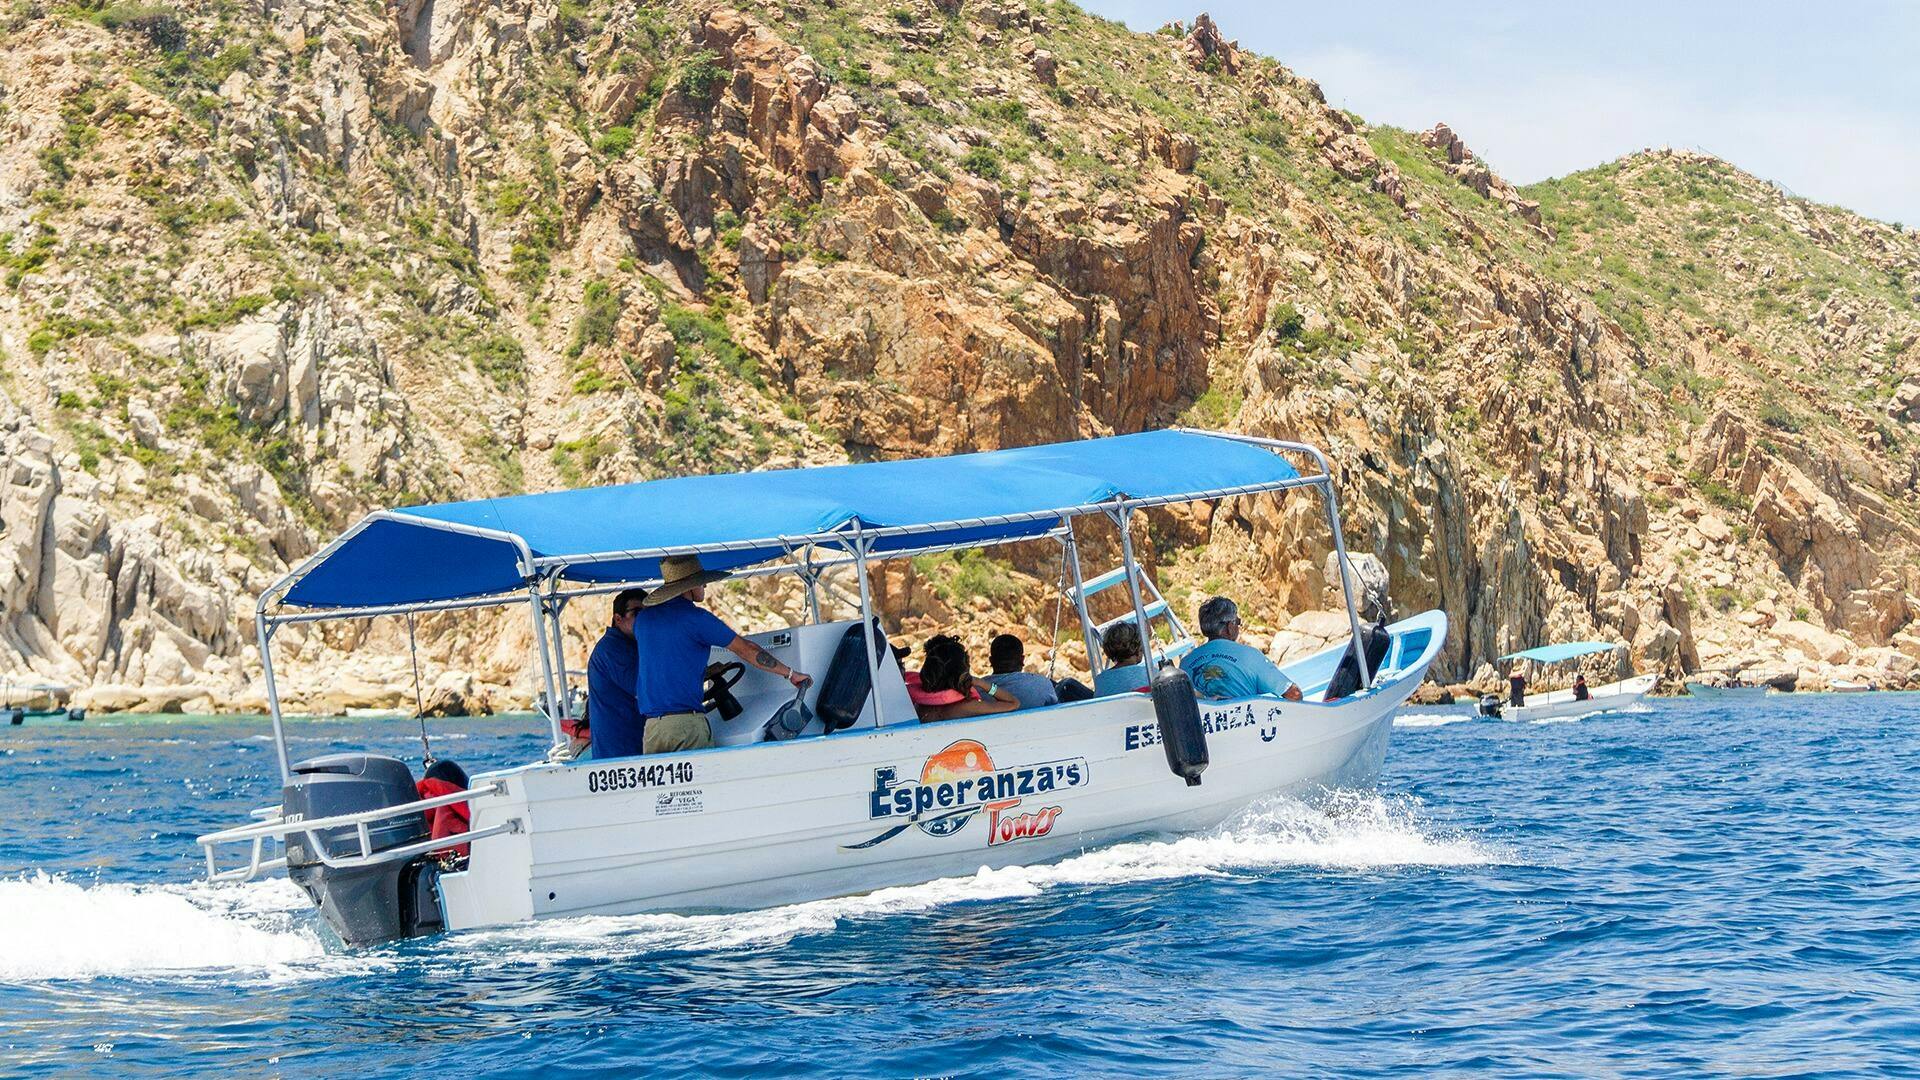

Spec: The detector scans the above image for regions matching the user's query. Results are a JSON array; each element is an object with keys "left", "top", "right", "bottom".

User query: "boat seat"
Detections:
[{"left": 702, "top": 620, "right": 915, "bottom": 747}]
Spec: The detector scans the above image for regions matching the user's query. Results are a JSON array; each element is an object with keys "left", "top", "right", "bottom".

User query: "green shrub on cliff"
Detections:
[{"left": 568, "top": 281, "right": 621, "bottom": 358}]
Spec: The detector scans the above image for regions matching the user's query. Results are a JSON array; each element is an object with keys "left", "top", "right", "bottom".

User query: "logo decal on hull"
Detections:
[
  {"left": 848, "top": 739, "right": 1088, "bottom": 850},
  {"left": 1124, "top": 702, "right": 1287, "bottom": 751}
]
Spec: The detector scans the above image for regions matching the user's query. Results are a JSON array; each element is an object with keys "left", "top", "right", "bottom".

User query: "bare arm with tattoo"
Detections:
[{"left": 727, "top": 636, "right": 812, "bottom": 689}]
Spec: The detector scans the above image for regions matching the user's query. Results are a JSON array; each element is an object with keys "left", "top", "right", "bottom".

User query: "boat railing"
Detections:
[{"left": 197, "top": 782, "right": 521, "bottom": 883}]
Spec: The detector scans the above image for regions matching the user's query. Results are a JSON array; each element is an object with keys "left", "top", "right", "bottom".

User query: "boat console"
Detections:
[{"left": 702, "top": 619, "right": 916, "bottom": 746}]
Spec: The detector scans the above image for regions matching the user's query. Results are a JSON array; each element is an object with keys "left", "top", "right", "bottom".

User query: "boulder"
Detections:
[
  {"left": 1030, "top": 49, "right": 1057, "bottom": 86},
  {"left": 1771, "top": 619, "right": 1854, "bottom": 664},
  {"left": 1324, "top": 551, "right": 1391, "bottom": 621},
  {"left": 208, "top": 319, "right": 289, "bottom": 425},
  {"left": 421, "top": 670, "right": 486, "bottom": 717}
]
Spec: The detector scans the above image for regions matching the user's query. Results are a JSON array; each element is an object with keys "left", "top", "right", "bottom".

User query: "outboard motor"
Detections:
[
  {"left": 5, "top": 707, "right": 23, "bottom": 726},
  {"left": 1150, "top": 663, "right": 1208, "bottom": 786},
  {"left": 1476, "top": 693, "right": 1503, "bottom": 718},
  {"left": 282, "top": 753, "right": 437, "bottom": 946}
]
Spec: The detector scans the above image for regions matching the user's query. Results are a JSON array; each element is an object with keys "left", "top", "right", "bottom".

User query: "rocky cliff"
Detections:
[{"left": 1, "top": 0, "right": 1916, "bottom": 710}]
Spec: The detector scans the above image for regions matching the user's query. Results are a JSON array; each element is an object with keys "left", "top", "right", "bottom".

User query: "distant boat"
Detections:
[
  {"left": 1, "top": 678, "right": 84, "bottom": 725},
  {"left": 1476, "top": 642, "right": 1652, "bottom": 722},
  {"left": 1685, "top": 682, "right": 1769, "bottom": 699},
  {"left": 1828, "top": 679, "right": 1873, "bottom": 693}
]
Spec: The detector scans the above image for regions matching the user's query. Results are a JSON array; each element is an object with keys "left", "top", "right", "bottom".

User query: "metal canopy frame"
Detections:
[{"left": 250, "top": 429, "right": 1375, "bottom": 781}]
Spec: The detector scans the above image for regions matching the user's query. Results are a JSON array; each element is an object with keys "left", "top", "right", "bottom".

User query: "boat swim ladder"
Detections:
[{"left": 1071, "top": 521, "right": 1197, "bottom": 670}]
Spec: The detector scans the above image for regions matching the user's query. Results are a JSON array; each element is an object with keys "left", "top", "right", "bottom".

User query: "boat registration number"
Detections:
[{"left": 586, "top": 761, "right": 695, "bottom": 793}]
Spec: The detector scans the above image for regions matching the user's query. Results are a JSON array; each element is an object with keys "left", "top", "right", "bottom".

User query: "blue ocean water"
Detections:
[{"left": 2, "top": 694, "right": 1917, "bottom": 1077}]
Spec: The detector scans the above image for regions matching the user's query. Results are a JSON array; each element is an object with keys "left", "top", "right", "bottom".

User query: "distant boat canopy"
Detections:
[
  {"left": 1497, "top": 642, "right": 1621, "bottom": 664},
  {"left": 274, "top": 429, "right": 1309, "bottom": 612}
]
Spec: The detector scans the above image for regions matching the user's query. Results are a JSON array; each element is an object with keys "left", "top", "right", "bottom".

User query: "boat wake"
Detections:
[
  {"left": 2, "top": 793, "right": 1506, "bottom": 981},
  {"left": 0, "top": 872, "right": 353, "bottom": 984},
  {"left": 448, "top": 790, "right": 1507, "bottom": 964},
  {"left": 1394, "top": 711, "right": 1475, "bottom": 729}
]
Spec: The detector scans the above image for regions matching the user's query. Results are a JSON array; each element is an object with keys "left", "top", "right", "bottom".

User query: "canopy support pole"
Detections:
[
  {"left": 1319, "top": 475, "right": 1373, "bottom": 689},
  {"left": 543, "top": 581, "right": 570, "bottom": 719},
  {"left": 1060, "top": 521, "right": 1101, "bottom": 677},
  {"left": 798, "top": 546, "right": 822, "bottom": 625},
  {"left": 257, "top": 610, "right": 291, "bottom": 783},
  {"left": 527, "top": 580, "right": 564, "bottom": 748},
  {"left": 1110, "top": 507, "right": 1159, "bottom": 677},
  {"left": 849, "top": 526, "right": 886, "bottom": 728}
]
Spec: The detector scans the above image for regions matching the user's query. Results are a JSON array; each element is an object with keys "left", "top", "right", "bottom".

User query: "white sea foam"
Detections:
[
  {"left": 4, "top": 794, "right": 1504, "bottom": 979},
  {"left": 449, "top": 791, "right": 1506, "bottom": 963},
  {"left": 1394, "top": 711, "right": 1475, "bottom": 729},
  {"left": 0, "top": 872, "right": 339, "bottom": 982}
]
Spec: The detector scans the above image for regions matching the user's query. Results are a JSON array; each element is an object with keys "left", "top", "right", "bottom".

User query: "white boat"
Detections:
[
  {"left": 1475, "top": 642, "right": 1651, "bottom": 722},
  {"left": 2, "top": 678, "right": 83, "bottom": 725},
  {"left": 1495, "top": 673, "right": 1657, "bottom": 722},
  {"left": 199, "top": 429, "right": 1447, "bottom": 944},
  {"left": 1828, "top": 679, "right": 1873, "bottom": 693}
]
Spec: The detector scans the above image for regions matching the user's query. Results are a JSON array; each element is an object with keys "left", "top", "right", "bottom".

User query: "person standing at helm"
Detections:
[
  {"left": 1181, "top": 595, "right": 1304, "bottom": 702},
  {"left": 633, "top": 555, "right": 814, "bottom": 754},
  {"left": 586, "top": 588, "right": 648, "bottom": 760}
]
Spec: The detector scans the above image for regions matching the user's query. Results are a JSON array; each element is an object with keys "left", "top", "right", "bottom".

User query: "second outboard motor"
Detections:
[
  {"left": 1150, "top": 663, "right": 1208, "bottom": 786},
  {"left": 1476, "top": 694, "right": 1503, "bottom": 718},
  {"left": 282, "top": 753, "right": 430, "bottom": 946}
]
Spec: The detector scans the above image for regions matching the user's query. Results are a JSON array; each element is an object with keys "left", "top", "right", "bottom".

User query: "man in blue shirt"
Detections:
[
  {"left": 634, "top": 555, "right": 813, "bottom": 753},
  {"left": 984, "top": 633, "right": 1059, "bottom": 710},
  {"left": 586, "top": 589, "right": 648, "bottom": 759},
  {"left": 1181, "top": 596, "right": 1304, "bottom": 702}
]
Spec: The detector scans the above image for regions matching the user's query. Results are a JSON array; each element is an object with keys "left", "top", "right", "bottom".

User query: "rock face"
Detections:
[{"left": 0, "top": 2, "right": 1916, "bottom": 706}]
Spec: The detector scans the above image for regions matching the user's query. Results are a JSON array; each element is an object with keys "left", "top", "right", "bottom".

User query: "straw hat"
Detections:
[{"left": 642, "top": 554, "right": 731, "bottom": 606}]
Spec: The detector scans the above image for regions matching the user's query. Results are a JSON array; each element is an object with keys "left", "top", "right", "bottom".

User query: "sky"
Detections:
[{"left": 1078, "top": 1, "right": 1920, "bottom": 226}]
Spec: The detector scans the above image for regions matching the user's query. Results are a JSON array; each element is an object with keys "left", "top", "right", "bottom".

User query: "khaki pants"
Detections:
[{"left": 643, "top": 711, "right": 714, "bottom": 754}]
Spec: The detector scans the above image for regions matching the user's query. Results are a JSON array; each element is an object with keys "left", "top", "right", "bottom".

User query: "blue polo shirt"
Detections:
[
  {"left": 1093, "top": 661, "right": 1149, "bottom": 696},
  {"left": 587, "top": 625, "right": 642, "bottom": 759},
  {"left": 1181, "top": 638, "right": 1295, "bottom": 701},
  {"left": 632, "top": 596, "right": 737, "bottom": 716}
]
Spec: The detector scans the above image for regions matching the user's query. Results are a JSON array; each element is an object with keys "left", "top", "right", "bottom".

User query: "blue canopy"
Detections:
[
  {"left": 278, "top": 430, "right": 1309, "bottom": 610},
  {"left": 1498, "top": 642, "right": 1621, "bottom": 664}
]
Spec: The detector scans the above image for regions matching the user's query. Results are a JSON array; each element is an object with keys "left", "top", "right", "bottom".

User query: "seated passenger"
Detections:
[
  {"left": 1181, "top": 596, "right": 1303, "bottom": 702},
  {"left": 632, "top": 555, "right": 813, "bottom": 755},
  {"left": 1092, "top": 622, "right": 1150, "bottom": 696},
  {"left": 586, "top": 589, "right": 647, "bottom": 760},
  {"left": 985, "top": 634, "right": 1059, "bottom": 710},
  {"left": 913, "top": 635, "right": 1019, "bottom": 722},
  {"left": 1573, "top": 674, "right": 1591, "bottom": 701}
]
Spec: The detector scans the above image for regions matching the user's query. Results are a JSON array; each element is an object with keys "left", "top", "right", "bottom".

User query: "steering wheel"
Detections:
[{"left": 702, "top": 661, "right": 747, "bottom": 720}]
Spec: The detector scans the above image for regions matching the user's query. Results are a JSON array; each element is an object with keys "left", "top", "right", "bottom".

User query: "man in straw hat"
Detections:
[{"left": 630, "top": 553, "right": 813, "bottom": 754}]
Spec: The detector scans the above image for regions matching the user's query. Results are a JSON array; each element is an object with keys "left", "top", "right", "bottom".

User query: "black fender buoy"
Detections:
[{"left": 1150, "top": 664, "right": 1208, "bottom": 786}]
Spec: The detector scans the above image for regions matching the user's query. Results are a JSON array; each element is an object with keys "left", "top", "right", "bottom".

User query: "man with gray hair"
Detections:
[{"left": 1181, "top": 595, "right": 1304, "bottom": 702}]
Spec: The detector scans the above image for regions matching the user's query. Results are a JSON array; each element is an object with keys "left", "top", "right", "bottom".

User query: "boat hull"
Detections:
[{"left": 437, "top": 611, "right": 1445, "bottom": 931}]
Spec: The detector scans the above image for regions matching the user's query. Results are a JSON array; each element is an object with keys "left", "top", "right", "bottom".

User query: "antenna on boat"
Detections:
[{"left": 405, "top": 611, "right": 433, "bottom": 765}]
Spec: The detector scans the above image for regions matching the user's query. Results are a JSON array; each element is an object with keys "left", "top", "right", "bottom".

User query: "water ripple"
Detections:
[{"left": 1, "top": 698, "right": 1917, "bottom": 1075}]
